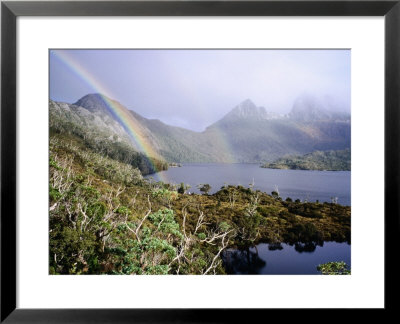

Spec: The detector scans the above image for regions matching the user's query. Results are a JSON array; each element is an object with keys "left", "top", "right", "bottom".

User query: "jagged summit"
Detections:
[
  {"left": 231, "top": 99, "right": 265, "bottom": 117},
  {"left": 220, "top": 99, "right": 281, "bottom": 122}
]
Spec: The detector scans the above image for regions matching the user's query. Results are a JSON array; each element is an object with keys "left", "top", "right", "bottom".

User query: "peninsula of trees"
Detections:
[{"left": 261, "top": 149, "right": 351, "bottom": 171}]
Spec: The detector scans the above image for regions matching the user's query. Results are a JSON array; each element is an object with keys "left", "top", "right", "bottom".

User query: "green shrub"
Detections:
[{"left": 317, "top": 261, "right": 351, "bottom": 275}]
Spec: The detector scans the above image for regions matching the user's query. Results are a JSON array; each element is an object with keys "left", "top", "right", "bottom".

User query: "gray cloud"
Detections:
[{"left": 50, "top": 49, "right": 350, "bottom": 131}]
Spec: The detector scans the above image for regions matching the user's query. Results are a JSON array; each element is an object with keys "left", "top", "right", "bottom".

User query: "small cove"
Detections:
[
  {"left": 148, "top": 163, "right": 351, "bottom": 206},
  {"left": 222, "top": 242, "right": 351, "bottom": 275}
]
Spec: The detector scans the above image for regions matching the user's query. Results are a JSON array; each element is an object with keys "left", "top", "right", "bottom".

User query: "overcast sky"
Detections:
[{"left": 50, "top": 49, "right": 350, "bottom": 132}]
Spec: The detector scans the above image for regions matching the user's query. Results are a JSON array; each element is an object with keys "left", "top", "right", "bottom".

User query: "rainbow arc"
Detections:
[{"left": 52, "top": 50, "right": 167, "bottom": 181}]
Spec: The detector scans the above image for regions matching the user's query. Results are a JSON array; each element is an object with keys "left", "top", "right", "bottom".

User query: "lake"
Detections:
[
  {"left": 222, "top": 242, "right": 351, "bottom": 275},
  {"left": 147, "top": 163, "right": 351, "bottom": 206}
]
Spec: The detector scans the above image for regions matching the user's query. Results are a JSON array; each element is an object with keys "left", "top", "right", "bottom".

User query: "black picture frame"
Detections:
[{"left": 1, "top": 0, "right": 399, "bottom": 322}]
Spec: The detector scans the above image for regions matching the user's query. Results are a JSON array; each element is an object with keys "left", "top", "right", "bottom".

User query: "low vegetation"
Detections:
[
  {"left": 317, "top": 261, "right": 351, "bottom": 275},
  {"left": 49, "top": 132, "right": 350, "bottom": 275}
]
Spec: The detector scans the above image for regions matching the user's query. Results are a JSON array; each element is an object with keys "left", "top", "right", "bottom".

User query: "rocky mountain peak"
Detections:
[
  {"left": 230, "top": 99, "right": 266, "bottom": 117},
  {"left": 73, "top": 93, "right": 116, "bottom": 116},
  {"left": 222, "top": 99, "right": 282, "bottom": 122}
]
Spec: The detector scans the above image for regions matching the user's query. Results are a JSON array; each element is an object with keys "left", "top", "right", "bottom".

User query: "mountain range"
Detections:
[{"left": 49, "top": 93, "right": 351, "bottom": 164}]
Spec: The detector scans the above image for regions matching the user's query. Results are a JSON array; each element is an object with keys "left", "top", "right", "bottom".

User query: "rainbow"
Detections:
[{"left": 51, "top": 50, "right": 168, "bottom": 182}]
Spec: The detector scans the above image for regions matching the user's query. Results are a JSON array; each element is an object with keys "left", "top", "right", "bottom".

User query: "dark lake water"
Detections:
[
  {"left": 222, "top": 242, "right": 351, "bottom": 275},
  {"left": 148, "top": 163, "right": 351, "bottom": 206}
]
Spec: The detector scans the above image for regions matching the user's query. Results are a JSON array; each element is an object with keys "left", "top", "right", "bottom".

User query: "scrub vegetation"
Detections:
[
  {"left": 317, "top": 261, "right": 351, "bottom": 275},
  {"left": 49, "top": 132, "right": 350, "bottom": 275}
]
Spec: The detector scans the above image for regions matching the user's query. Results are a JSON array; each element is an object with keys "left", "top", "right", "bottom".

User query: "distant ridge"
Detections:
[{"left": 51, "top": 93, "right": 351, "bottom": 163}]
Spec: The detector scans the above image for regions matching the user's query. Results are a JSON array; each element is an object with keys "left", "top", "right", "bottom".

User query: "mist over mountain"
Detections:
[
  {"left": 204, "top": 98, "right": 350, "bottom": 162},
  {"left": 50, "top": 93, "right": 351, "bottom": 164},
  {"left": 289, "top": 94, "right": 350, "bottom": 122}
]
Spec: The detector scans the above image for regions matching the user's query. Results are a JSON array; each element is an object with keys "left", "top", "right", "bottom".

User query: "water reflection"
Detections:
[
  {"left": 222, "top": 241, "right": 351, "bottom": 275},
  {"left": 268, "top": 243, "right": 283, "bottom": 251},
  {"left": 293, "top": 241, "right": 323, "bottom": 253},
  {"left": 222, "top": 247, "right": 266, "bottom": 274}
]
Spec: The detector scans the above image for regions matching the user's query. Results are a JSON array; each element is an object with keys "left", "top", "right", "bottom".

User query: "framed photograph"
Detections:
[{"left": 1, "top": 0, "right": 399, "bottom": 322}]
